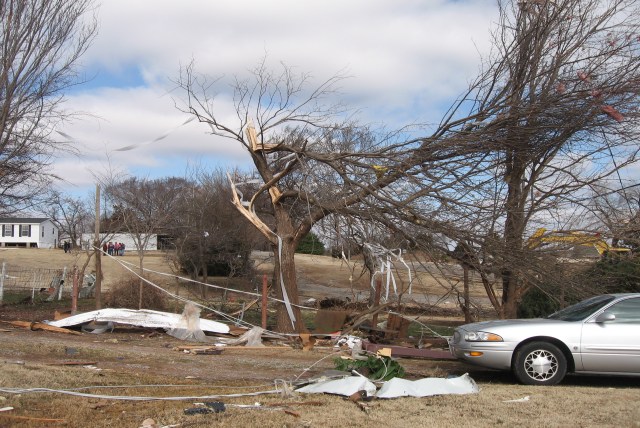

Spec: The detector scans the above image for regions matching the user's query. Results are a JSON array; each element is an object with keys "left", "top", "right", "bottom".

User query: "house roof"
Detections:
[{"left": 0, "top": 217, "right": 51, "bottom": 224}]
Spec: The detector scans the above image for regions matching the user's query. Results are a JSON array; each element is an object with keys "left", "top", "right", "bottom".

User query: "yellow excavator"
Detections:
[{"left": 526, "top": 228, "right": 632, "bottom": 257}]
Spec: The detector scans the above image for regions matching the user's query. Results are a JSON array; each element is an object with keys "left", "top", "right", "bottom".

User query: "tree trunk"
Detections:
[
  {"left": 138, "top": 254, "right": 145, "bottom": 309},
  {"left": 501, "top": 154, "right": 527, "bottom": 319},
  {"left": 271, "top": 206, "right": 306, "bottom": 333},
  {"left": 272, "top": 238, "right": 305, "bottom": 333},
  {"left": 462, "top": 264, "right": 473, "bottom": 323}
]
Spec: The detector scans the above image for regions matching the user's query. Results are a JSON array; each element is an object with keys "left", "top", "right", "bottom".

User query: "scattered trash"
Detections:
[
  {"left": 140, "top": 418, "right": 157, "bottom": 428},
  {"left": 503, "top": 395, "right": 530, "bottom": 403},
  {"left": 81, "top": 321, "right": 115, "bottom": 334},
  {"left": 82, "top": 365, "right": 102, "bottom": 371},
  {"left": 218, "top": 326, "right": 265, "bottom": 347},
  {"left": 0, "top": 407, "right": 14, "bottom": 412},
  {"left": 173, "top": 345, "right": 224, "bottom": 355},
  {"left": 335, "top": 335, "right": 362, "bottom": 351},
  {"left": 202, "top": 402, "right": 226, "bottom": 412},
  {"left": 48, "top": 361, "right": 97, "bottom": 366},
  {"left": 184, "top": 401, "right": 226, "bottom": 415},
  {"left": 184, "top": 407, "right": 213, "bottom": 415}
]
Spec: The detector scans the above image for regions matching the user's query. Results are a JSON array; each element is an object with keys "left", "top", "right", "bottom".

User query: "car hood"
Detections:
[{"left": 458, "top": 318, "right": 568, "bottom": 331}]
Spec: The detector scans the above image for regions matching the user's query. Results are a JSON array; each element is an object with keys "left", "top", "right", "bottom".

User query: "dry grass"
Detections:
[
  {"left": 1, "top": 327, "right": 639, "bottom": 428},
  {"left": 0, "top": 249, "right": 638, "bottom": 427}
]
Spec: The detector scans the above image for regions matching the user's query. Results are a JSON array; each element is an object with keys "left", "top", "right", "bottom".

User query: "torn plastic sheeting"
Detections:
[
  {"left": 167, "top": 303, "right": 208, "bottom": 342},
  {"left": 217, "top": 326, "right": 265, "bottom": 347},
  {"left": 375, "top": 373, "right": 479, "bottom": 398},
  {"left": 46, "top": 308, "right": 229, "bottom": 334},
  {"left": 296, "top": 376, "right": 377, "bottom": 397}
]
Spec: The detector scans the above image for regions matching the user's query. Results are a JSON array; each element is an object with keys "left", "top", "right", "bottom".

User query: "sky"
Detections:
[{"left": 55, "top": 0, "right": 500, "bottom": 196}]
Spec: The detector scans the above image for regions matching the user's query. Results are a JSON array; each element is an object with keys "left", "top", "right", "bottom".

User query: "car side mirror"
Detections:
[{"left": 595, "top": 312, "right": 616, "bottom": 323}]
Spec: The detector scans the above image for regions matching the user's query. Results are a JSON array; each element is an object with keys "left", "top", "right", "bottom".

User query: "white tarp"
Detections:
[
  {"left": 47, "top": 308, "right": 229, "bottom": 334},
  {"left": 297, "top": 373, "right": 478, "bottom": 399},
  {"left": 375, "top": 373, "right": 479, "bottom": 398}
]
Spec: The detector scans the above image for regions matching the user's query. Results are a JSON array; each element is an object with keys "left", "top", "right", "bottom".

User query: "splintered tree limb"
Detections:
[
  {"left": 341, "top": 302, "right": 392, "bottom": 335},
  {"left": 227, "top": 173, "right": 277, "bottom": 243}
]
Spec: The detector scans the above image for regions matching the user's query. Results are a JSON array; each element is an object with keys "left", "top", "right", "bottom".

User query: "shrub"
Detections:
[
  {"left": 296, "top": 232, "right": 325, "bottom": 255},
  {"left": 104, "top": 276, "right": 167, "bottom": 310}
]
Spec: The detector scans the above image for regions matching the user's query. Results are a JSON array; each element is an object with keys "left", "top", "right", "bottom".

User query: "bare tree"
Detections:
[
  {"left": 178, "top": 59, "right": 437, "bottom": 332},
  {"left": 173, "top": 167, "right": 263, "bottom": 297},
  {"left": 106, "top": 177, "right": 188, "bottom": 309},
  {"left": 0, "top": 0, "right": 97, "bottom": 214},
  {"left": 40, "top": 189, "right": 92, "bottom": 247},
  {"left": 379, "top": 0, "right": 640, "bottom": 318},
  {"left": 179, "top": 0, "right": 640, "bottom": 327}
]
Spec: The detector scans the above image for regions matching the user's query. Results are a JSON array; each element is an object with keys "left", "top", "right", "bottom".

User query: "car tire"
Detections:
[{"left": 513, "top": 341, "right": 567, "bottom": 385}]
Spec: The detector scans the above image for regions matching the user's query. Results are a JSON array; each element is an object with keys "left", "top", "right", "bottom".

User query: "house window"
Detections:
[
  {"left": 42, "top": 227, "right": 45, "bottom": 237},
  {"left": 19, "top": 225, "right": 31, "bottom": 237},
  {"left": 2, "top": 225, "right": 13, "bottom": 237}
]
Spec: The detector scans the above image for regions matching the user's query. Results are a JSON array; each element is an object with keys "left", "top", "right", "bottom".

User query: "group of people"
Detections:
[{"left": 103, "top": 241, "right": 126, "bottom": 256}]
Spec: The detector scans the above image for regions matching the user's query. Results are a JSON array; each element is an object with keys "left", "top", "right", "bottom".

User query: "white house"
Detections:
[
  {"left": 80, "top": 233, "right": 158, "bottom": 252},
  {"left": 0, "top": 217, "right": 59, "bottom": 248}
]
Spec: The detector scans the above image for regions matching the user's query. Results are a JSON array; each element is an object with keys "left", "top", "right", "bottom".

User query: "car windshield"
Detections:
[{"left": 546, "top": 295, "right": 616, "bottom": 321}]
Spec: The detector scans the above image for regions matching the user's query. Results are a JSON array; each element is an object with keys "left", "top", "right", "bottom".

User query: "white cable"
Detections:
[
  {"left": 276, "top": 236, "right": 297, "bottom": 329},
  {"left": 0, "top": 387, "right": 279, "bottom": 401},
  {"left": 103, "top": 249, "right": 319, "bottom": 312}
]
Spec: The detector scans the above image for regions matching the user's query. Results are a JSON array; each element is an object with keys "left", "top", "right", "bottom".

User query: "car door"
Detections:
[{"left": 580, "top": 297, "right": 640, "bottom": 373}]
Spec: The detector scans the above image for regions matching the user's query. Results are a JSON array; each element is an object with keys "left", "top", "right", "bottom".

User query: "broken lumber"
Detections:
[
  {"left": 1, "top": 320, "right": 81, "bottom": 335},
  {"left": 231, "top": 299, "right": 259, "bottom": 316}
]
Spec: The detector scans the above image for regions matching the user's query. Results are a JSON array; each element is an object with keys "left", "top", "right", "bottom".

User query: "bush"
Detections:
[
  {"left": 585, "top": 257, "right": 640, "bottom": 293},
  {"left": 517, "top": 286, "right": 561, "bottom": 318},
  {"left": 104, "top": 276, "right": 167, "bottom": 311}
]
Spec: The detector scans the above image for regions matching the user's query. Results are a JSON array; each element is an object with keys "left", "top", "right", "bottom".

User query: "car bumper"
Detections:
[{"left": 449, "top": 340, "right": 515, "bottom": 371}]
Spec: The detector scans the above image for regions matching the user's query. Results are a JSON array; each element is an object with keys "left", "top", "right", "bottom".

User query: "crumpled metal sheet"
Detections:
[
  {"left": 46, "top": 308, "right": 229, "bottom": 334},
  {"left": 297, "top": 373, "right": 478, "bottom": 399},
  {"left": 296, "top": 375, "right": 377, "bottom": 397},
  {"left": 375, "top": 373, "right": 479, "bottom": 398}
]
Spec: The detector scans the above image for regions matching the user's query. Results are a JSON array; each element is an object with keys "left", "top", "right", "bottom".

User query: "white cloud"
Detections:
[{"left": 58, "top": 0, "right": 499, "bottom": 192}]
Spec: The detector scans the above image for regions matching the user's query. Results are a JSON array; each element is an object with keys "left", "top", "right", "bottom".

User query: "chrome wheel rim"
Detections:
[{"left": 524, "top": 349, "right": 558, "bottom": 381}]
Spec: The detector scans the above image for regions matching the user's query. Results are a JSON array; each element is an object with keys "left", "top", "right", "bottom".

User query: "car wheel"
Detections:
[{"left": 513, "top": 341, "right": 567, "bottom": 385}]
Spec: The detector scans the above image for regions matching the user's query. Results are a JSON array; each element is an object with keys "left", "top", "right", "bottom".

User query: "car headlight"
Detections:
[{"left": 464, "top": 331, "right": 503, "bottom": 342}]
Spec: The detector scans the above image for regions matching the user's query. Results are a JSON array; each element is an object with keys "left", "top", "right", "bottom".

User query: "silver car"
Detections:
[{"left": 449, "top": 293, "right": 640, "bottom": 385}]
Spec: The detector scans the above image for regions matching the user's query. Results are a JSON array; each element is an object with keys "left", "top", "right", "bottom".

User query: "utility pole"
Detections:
[{"left": 94, "top": 184, "right": 102, "bottom": 309}]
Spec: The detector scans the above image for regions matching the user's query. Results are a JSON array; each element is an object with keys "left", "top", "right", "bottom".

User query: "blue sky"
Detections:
[{"left": 55, "top": 0, "right": 499, "bottom": 195}]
